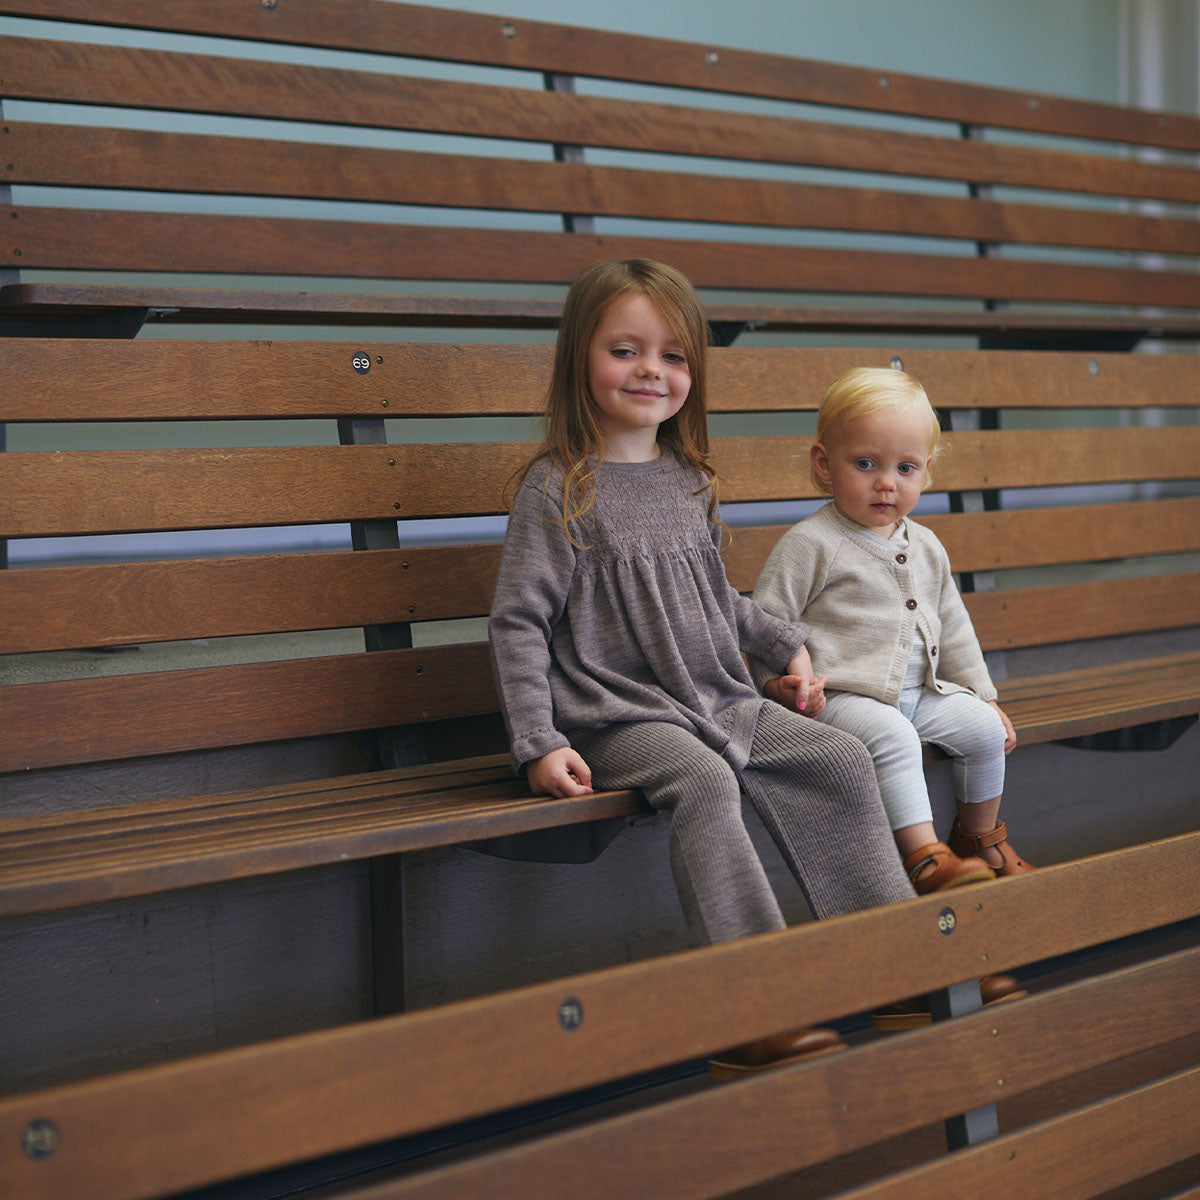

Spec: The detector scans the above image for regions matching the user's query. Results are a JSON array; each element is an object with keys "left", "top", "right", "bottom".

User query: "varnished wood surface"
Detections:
[
  {"left": 344, "top": 953, "right": 1200, "bottom": 1198},
  {"left": 3, "top": 1, "right": 1199, "bottom": 151},
  {"left": 1, "top": 833, "right": 1197, "bottom": 1199},
  {"left": 3, "top": 428, "right": 1197, "bottom": 536},
  {"left": 7, "top": 285, "right": 1200, "bottom": 341},
  {"left": 10, "top": 120, "right": 1200, "bottom": 258},
  {"left": 12, "top": 207, "right": 1200, "bottom": 308},
  {"left": 5, "top": 340, "right": 1200, "bottom": 421},
  {"left": 5, "top": 498, "right": 1197, "bottom": 655}
]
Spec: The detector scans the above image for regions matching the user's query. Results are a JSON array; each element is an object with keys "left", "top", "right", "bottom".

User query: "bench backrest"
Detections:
[
  {"left": 2, "top": 338, "right": 1197, "bottom": 787},
  {"left": 3, "top": 0, "right": 1200, "bottom": 334}
]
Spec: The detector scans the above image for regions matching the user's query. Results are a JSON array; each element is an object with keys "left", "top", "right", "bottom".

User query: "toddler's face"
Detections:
[{"left": 812, "top": 408, "right": 932, "bottom": 535}]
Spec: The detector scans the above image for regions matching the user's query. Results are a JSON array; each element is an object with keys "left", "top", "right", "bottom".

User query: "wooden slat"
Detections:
[
  {"left": 724, "top": 498, "right": 1200, "bottom": 589},
  {"left": 14, "top": 497, "right": 1192, "bottom": 655},
  {"left": 1, "top": 833, "right": 1197, "bottom": 1200},
  {"left": 5, "top": 341, "right": 1200, "bottom": 423},
  {"left": 3, "top": 429, "right": 1196, "bottom": 537},
  {"left": 356, "top": 951, "right": 1200, "bottom": 1200},
  {"left": 8, "top": 37, "right": 1200, "bottom": 203},
  {"left": 0, "top": 546, "right": 503, "bottom": 654},
  {"left": 839, "top": 1067, "right": 1200, "bottom": 1200},
  {"left": 12, "top": 208, "right": 1200, "bottom": 308},
  {"left": 3, "top": 1, "right": 1198, "bottom": 151},
  {"left": 997, "top": 652, "right": 1200, "bottom": 743},
  {"left": 0, "top": 762, "right": 647, "bottom": 917},
  {"left": 11, "top": 120, "right": 1199, "bottom": 257},
  {"left": 0, "top": 642, "right": 496, "bottom": 772},
  {"left": 7, "top": 285, "right": 1200, "bottom": 342},
  {"left": 967, "top": 573, "right": 1200, "bottom": 650}
]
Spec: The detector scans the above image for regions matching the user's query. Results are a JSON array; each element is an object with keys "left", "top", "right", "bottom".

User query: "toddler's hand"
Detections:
[
  {"left": 527, "top": 747, "right": 593, "bottom": 797},
  {"left": 989, "top": 700, "right": 1017, "bottom": 754},
  {"left": 766, "top": 673, "right": 827, "bottom": 717}
]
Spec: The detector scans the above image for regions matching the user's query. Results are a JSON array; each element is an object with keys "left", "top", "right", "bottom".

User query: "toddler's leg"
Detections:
[
  {"left": 738, "top": 704, "right": 914, "bottom": 920},
  {"left": 573, "top": 721, "right": 786, "bottom": 946},
  {"left": 910, "top": 689, "right": 1033, "bottom": 876},
  {"left": 818, "top": 692, "right": 932, "bottom": 832}
]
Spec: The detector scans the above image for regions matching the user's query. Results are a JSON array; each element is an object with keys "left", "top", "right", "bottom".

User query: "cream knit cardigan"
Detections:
[{"left": 750, "top": 502, "right": 997, "bottom": 706}]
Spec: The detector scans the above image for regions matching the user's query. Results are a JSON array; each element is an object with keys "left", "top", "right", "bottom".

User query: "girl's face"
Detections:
[
  {"left": 586, "top": 292, "right": 691, "bottom": 461},
  {"left": 811, "top": 407, "right": 932, "bottom": 535}
]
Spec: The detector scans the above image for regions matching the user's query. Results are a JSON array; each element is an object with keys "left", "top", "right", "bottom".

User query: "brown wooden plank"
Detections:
[
  {"left": 0, "top": 545, "right": 503, "bottom": 654},
  {"left": 0, "top": 774, "right": 647, "bottom": 917},
  {"left": 7, "top": 285, "right": 1200, "bottom": 342},
  {"left": 967, "top": 573, "right": 1200, "bottom": 650},
  {"left": 13, "top": 208, "right": 1200, "bottom": 309},
  {"left": 0, "top": 642, "right": 496, "bottom": 772},
  {"left": 1, "top": 833, "right": 1197, "bottom": 1200},
  {"left": 999, "top": 651, "right": 1200, "bottom": 703},
  {"left": 5, "top": 341, "right": 1200, "bottom": 423},
  {"left": 6, "top": 36, "right": 1200, "bottom": 203},
  {"left": 839, "top": 1067, "right": 1200, "bottom": 1200},
  {"left": 355, "top": 951, "right": 1200, "bottom": 1200},
  {"left": 3, "top": 428, "right": 1196, "bottom": 537},
  {"left": 11, "top": 120, "right": 1200, "bottom": 257},
  {"left": 3, "top": 2, "right": 1197, "bottom": 152},
  {"left": 724, "top": 499, "right": 1200, "bottom": 590}
]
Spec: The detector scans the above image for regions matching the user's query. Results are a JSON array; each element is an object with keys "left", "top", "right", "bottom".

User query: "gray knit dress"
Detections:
[{"left": 489, "top": 452, "right": 913, "bottom": 946}]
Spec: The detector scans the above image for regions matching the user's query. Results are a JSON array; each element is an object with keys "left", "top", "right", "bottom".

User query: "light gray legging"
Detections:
[
  {"left": 572, "top": 703, "right": 914, "bottom": 948},
  {"left": 818, "top": 686, "right": 1008, "bottom": 833}
]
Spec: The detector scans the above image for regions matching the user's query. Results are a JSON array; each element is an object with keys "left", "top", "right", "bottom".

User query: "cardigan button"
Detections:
[
  {"left": 896, "top": 553, "right": 907, "bottom": 564},
  {"left": 905, "top": 599, "right": 917, "bottom": 610},
  {"left": 931, "top": 645, "right": 938, "bottom": 656}
]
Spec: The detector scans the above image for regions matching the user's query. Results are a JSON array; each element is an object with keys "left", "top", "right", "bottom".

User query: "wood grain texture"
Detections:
[
  {"left": 2, "top": 2, "right": 1198, "bottom": 151},
  {"left": 8, "top": 285, "right": 1200, "bottom": 341},
  {"left": 5, "top": 341, "right": 1200, "bottom": 421},
  {"left": 0, "top": 831, "right": 1196, "bottom": 1199},
  {"left": 12, "top": 208, "right": 1200, "bottom": 307},
  {"left": 10, "top": 120, "right": 1199, "bottom": 257},
  {"left": 0, "top": 642, "right": 495, "bottom": 772},
  {"left": 4, "top": 428, "right": 1193, "bottom": 536}
]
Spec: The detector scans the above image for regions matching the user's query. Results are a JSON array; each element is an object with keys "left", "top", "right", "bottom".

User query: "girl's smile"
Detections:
[{"left": 587, "top": 292, "right": 691, "bottom": 461}]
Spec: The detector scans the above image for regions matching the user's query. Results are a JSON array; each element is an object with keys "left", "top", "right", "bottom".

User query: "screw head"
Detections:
[{"left": 21, "top": 1119, "right": 59, "bottom": 1161}]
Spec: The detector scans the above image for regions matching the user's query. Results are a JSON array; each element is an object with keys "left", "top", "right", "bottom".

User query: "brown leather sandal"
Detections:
[
  {"left": 708, "top": 1026, "right": 846, "bottom": 1078},
  {"left": 948, "top": 818, "right": 1035, "bottom": 876},
  {"left": 872, "top": 973, "right": 1026, "bottom": 1031},
  {"left": 902, "top": 841, "right": 995, "bottom": 895}
]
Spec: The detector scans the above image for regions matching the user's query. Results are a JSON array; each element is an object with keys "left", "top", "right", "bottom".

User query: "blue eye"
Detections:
[{"left": 855, "top": 458, "right": 873, "bottom": 470}]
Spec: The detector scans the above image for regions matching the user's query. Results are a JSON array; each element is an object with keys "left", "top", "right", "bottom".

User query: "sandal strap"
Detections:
[
  {"left": 902, "top": 842, "right": 948, "bottom": 885},
  {"left": 953, "top": 819, "right": 1008, "bottom": 853}
]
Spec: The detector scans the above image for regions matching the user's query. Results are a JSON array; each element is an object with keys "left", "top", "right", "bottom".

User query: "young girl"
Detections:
[
  {"left": 751, "top": 366, "right": 1034, "bottom": 897},
  {"left": 488, "top": 260, "right": 915, "bottom": 1074}
]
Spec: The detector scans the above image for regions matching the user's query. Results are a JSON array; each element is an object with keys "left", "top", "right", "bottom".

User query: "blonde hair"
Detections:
[
  {"left": 812, "top": 366, "right": 942, "bottom": 494},
  {"left": 518, "top": 258, "right": 721, "bottom": 540}
]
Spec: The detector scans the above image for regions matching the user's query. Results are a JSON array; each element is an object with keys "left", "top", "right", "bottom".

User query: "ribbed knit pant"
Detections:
[{"left": 572, "top": 703, "right": 914, "bottom": 947}]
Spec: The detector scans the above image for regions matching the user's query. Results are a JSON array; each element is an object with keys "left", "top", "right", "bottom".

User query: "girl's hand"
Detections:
[
  {"left": 527, "top": 747, "right": 594, "bottom": 797},
  {"left": 767, "top": 673, "right": 827, "bottom": 716},
  {"left": 989, "top": 700, "right": 1017, "bottom": 754}
]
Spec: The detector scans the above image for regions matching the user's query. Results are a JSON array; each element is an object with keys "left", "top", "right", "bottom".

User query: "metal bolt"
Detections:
[
  {"left": 380, "top": 399, "right": 388, "bottom": 407},
  {"left": 558, "top": 998, "right": 584, "bottom": 1030},
  {"left": 1088, "top": 358, "right": 1100, "bottom": 377},
  {"left": 879, "top": 75, "right": 889, "bottom": 89},
  {"left": 387, "top": 457, "right": 395, "bottom": 466},
  {"left": 706, "top": 50, "right": 719, "bottom": 64},
  {"left": 408, "top": 605, "right": 415, "bottom": 614},
  {"left": 890, "top": 355, "right": 903, "bottom": 371},
  {"left": 21, "top": 1120, "right": 59, "bottom": 1161},
  {"left": 262, "top": 0, "right": 277, "bottom": 8},
  {"left": 501, "top": 21, "right": 516, "bottom": 37}
]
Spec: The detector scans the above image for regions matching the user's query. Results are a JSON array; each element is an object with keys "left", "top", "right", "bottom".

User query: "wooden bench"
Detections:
[
  {"left": 2, "top": 832, "right": 1198, "bottom": 1199},
  {"left": 2, "top": 0, "right": 1200, "bottom": 346}
]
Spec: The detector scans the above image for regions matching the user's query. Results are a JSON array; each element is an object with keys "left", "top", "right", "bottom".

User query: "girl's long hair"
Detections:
[{"left": 515, "top": 259, "right": 721, "bottom": 541}]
